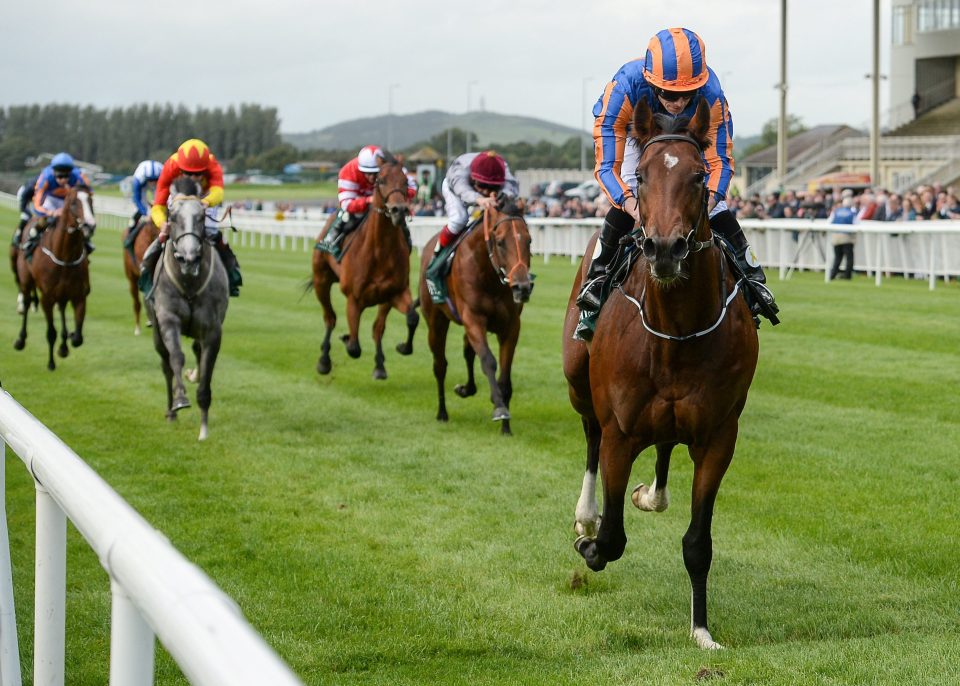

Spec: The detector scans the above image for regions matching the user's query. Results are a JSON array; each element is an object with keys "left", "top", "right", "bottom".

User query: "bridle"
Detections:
[
  {"left": 40, "top": 189, "right": 90, "bottom": 267},
  {"left": 483, "top": 210, "right": 529, "bottom": 286},
  {"left": 632, "top": 133, "right": 712, "bottom": 258},
  {"left": 373, "top": 166, "right": 409, "bottom": 219},
  {"left": 616, "top": 133, "right": 744, "bottom": 341},
  {"left": 168, "top": 194, "right": 206, "bottom": 252}
]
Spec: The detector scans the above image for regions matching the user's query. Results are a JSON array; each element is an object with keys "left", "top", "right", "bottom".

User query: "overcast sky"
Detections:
[{"left": 0, "top": 0, "right": 892, "bottom": 140}]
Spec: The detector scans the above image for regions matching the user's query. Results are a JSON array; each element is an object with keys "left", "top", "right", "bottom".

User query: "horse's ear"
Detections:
[
  {"left": 632, "top": 99, "right": 655, "bottom": 146},
  {"left": 689, "top": 97, "right": 712, "bottom": 150}
]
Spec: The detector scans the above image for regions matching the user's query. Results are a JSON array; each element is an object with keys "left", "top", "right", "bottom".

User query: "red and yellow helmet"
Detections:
[
  {"left": 176, "top": 139, "right": 212, "bottom": 173},
  {"left": 643, "top": 28, "right": 710, "bottom": 92}
]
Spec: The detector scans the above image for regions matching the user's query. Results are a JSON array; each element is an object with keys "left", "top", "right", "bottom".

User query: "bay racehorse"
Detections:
[
  {"left": 147, "top": 177, "right": 229, "bottom": 441},
  {"left": 312, "top": 154, "right": 418, "bottom": 379},
  {"left": 123, "top": 216, "right": 160, "bottom": 335},
  {"left": 419, "top": 200, "right": 533, "bottom": 435},
  {"left": 13, "top": 185, "right": 96, "bottom": 370},
  {"left": 562, "top": 98, "right": 759, "bottom": 649}
]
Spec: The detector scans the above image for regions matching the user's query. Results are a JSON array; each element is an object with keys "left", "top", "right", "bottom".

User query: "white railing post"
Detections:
[
  {"left": 0, "top": 443, "right": 23, "bottom": 686},
  {"left": 34, "top": 484, "right": 66, "bottom": 686},
  {"left": 108, "top": 580, "right": 154, "bottom": 686}
]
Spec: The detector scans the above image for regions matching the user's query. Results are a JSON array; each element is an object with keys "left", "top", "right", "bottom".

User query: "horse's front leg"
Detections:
[
  {"left": 13, "top": 296, "right": 29, "bottom": 351},
  {"left": 195, "top": 332, "right": 222, "bottom": 441},
  {"left": 574, "top": 428, "right": 636, "bottom": 571},
  {"left": 41, "top": 296, "right": 57, "bottom": 370},
  {"left": 57, "top": 302, "right": 70, "bottom": 358},
  {"left": 151, "top": 324, "right": 176, "bottom": 421},
  {"left": 573, "top": 416, "right": 602, "bottom": 538},
  {"left": 684, "top": 421, "right": 738, "bottom": 650},
  {"left": 453, "top": 334, "right": 477, "bottom": 398},
  {"left": 494, "top": 324, "right": 520, "bottom": 435},
  {"left": 341, "top": 297, "right": 362, "bottom": 359},
  {"left": 157, "top": 317, "right": 190, "bottom": 413},
  {"left": 632, "top": 442, "right": 674, "bottom": 512},
  {"left": 70, "top": 293, "right": 85, "bottom": 347},
  {"left": 371, "top": 302, "right": 390, "bottom": 380},
  {"left": 462, "top": 317, "right": 508, "bottom": 422},
  {"left": 314, "top": 267, "right": 337, "bottom": 375},
  {"left": 393, "top": 291, "right": 419, "bottom": 356}
]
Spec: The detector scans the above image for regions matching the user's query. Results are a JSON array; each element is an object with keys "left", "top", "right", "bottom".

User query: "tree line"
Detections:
[{"left": 0, "top": 103, "right": 287, "bottom": 173}]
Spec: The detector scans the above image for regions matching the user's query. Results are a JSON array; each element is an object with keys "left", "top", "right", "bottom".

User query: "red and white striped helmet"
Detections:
[{"left": 357, "top": 145, "right": 384, "bottom": 174}]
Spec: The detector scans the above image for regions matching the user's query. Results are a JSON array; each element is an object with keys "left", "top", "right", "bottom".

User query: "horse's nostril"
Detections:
[
  {"left": 671, "top": 237, "right": 688, "bottom": 259},
  {"left": 642, "top": 237, "right": 657, "bottom": 260}
]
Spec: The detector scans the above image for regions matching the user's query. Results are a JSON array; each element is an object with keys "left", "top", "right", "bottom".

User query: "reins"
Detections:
[
  {"left": 483, "top": 211, "right": 528, "bottom": 286},
  {"left": 40, "top": 192, "right": 88, "bottom": 267}
]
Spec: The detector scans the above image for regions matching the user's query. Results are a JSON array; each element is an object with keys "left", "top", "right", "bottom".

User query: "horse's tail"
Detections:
[{"left": 298, "top": 276, "right": 313, "bottom": 301}]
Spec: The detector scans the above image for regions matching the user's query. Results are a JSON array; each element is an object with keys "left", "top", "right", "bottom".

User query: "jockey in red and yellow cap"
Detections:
[{"left": 150, "top": 139, "right": 224, "bottom": 228}]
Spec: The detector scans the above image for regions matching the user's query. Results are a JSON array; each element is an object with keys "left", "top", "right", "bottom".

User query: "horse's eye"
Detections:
[
  {"left": 497, "top": 239, "right": 506, "bottom": 249},
  {"left": 693, "top": 171, "right": 706, "bottom": 184}
]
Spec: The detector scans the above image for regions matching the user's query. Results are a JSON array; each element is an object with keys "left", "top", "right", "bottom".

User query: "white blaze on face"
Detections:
[
  {"left": 664, "top": 152, "right": 679, "bottom": 170},
  {"left": 77, "top": 191, "right": 96, "bottom": 228}
]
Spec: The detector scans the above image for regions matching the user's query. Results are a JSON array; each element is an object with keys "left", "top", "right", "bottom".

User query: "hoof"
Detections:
[
  {"left": 13, "top": 339, "right": 25, "bottom": 351},
  {"left": 574, "top": 516, "right": 601, "bottom": 539},
  {"left": 166, "top": 411, "right": 177, "bottom": 422},
  {"left": 134, "top": 326, "right": 141, "bottom": 336},
  {"left": 396, "top": 342, "right": 412, "bottom": 355},
  {"left": 198, "top": 423, "right": 208, "bottom": 441},
  {"left": 692, "top": 627, "right": 724, "bottom": 650},
  {"left": 171, "top": 396, "right": 191, "bottom": 412},
  {"left": 346, "top": 343, "right": 361, "bottom": 359},
  {"left": 47, "top": 361, "right": 56, "bottom": 371},
  {"left": 500, "top": 420, "right": 512, "bottom": 436},
  {"left": 436, "top": 409, "right": 448, "bottom": 422},
  {"left": 492, "top": 406, "right": 510, "bottom": 421},
  {"left": 573, "top": 535, "right": 607, "bottom": 572},
  {"left": 71, "top": 333, "right": 83, "bottom": 348},
  {"left": 631, "top": 483, "right": 669, "bottom": 512},
  {"left": 372, "top": 367, "right": 387, "bottom": 381},
  {"left": 317, "top": 358, "right": 331, "bottom": 375},
  {"left": 454, "top": 384, "right": 476, "bottom": 398},
  {"left": 58, "top": 345, "right": 69, "bottom": 358}
]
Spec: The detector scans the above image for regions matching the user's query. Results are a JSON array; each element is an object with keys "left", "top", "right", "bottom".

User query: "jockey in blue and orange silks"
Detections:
[
  {"left": 31, "top": 152, "right": 96, "bottom": 253},
  {"left": 574, "top": 27, "right": 778, "bottom": 341}
]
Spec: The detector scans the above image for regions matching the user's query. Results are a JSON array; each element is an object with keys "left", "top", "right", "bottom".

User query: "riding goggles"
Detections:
[{"left": 654, "top": 87, "right": 694, "bottom": 103}]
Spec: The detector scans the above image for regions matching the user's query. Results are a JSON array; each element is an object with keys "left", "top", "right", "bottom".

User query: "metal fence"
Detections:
[{"left": 0, "top": 390, "right": 304, "bottom": 686}]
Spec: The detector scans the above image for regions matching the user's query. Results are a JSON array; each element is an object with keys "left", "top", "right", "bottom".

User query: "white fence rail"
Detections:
[
  {"left": 0, "top": 390, "right": 304, "bottom": 686},
  {"left": 6, "top": 191, "right": 960, "bottom": 288}
]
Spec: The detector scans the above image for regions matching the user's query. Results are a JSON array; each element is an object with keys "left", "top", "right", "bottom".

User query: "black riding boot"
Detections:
[
  {"left": 573, "top": 206, "right": 634, "bottom": 341},
  {"left": 214, "top": 235, "right": 242, "bottom": 297},
  {"left": 710, "top": 209, "right": 779, "bottom": 321}
]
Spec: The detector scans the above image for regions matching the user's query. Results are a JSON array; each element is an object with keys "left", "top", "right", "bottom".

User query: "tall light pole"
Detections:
[
  {"left": 581, "top": 77, "right": 592, "bottom": 172},
  {"left": 467, "top": 80, "right": 478, "bottom": 154},
  {"left": 870, "top": 0, "right": 880, "bottom": 188},
  {"left": 777, "top": 0, "right": 788, "bottom": 189},
  {"left": 387, "top": 83, "right": 399, "bottom": 151}
]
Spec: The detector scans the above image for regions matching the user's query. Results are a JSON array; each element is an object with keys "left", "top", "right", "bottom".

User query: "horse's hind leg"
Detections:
[
  {"left": 394, "top": 293, "right": 418, "bottom": 356},
  {"left": 129, "top": 274, "right": 142, "bottom": 335},
  {"left": 573, "top": 416, "right": 602, "bottom": 538},
  {"left": 371, "top": 303, "right": 389, "bottom": 380},
  {"left": 13, "top": 305, "right": 28, "bottom": 351},
  {"left": 195, "top": 333, "right": 222, "bottom": 441},
  {"left": 314, "top": 269, "right": 337, "bottom": 375},
  {"left": 454, "top": 335, "right": 477, "bottom": 398},
  {"left": 57, "top": 303, "right": 69, "bottom": 358},
  {"left": 684, "top": 422, "right": 738, "bottom": 650},
  {"left": 427, "top": 310, "right": 451, "bottom": 422},
  {"left": 632, "top": 442, "right": 674, "bottom": 512}
]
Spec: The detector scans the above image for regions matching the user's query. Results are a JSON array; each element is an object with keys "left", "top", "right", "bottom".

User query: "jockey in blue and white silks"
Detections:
[{"left": 131, "top": 159, "right": 163, "bottom": 226}]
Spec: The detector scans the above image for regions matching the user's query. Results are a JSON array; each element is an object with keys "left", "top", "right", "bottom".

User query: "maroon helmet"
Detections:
[{"left": 469, "top": 151, "right": 506, "bottom": 187}]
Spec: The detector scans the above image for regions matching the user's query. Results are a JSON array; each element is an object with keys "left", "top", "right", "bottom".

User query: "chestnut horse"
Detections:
[
  {"left": 122, "top": 217, "right": 160, "bottom": 335},
  {"left": 14, "top": 185, "right": 96, "bottom": 370},
  {"left": 312, "top": 155, "right": 419, "bottom": 379},
  {"left": 562, "top": 99, "right": 759, "bottom": 650},
  {"left": 419, "top": 201, "right": 533, "bottom": 435}
]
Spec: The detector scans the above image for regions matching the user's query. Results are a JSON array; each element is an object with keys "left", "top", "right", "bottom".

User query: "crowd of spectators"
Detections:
[{"left": 727, "top": 183, "right": 960, "bottom": 222}]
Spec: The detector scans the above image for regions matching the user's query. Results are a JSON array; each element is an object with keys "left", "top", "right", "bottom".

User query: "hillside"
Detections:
[{"left": 282, "top": 110, "right": 588, "bottom": 151}]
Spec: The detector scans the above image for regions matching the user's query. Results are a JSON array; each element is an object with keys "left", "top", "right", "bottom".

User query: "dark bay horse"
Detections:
[
  {"left": 147, "top": 178, "right": 229, "bottom": 441},
  {"left": 562, "top": 98, "right": 759, "bottom": 649},
  {"left": 419, "top": 201, "right": 533, "bottom": 435},
  {"left": 13, "top": 186, "right": 96, "bottom": 370},
  {"left": 123, "top": 216, "right": 160, "bottom": 335},
  {"left": 312, "top": 155, "right": 418, "bottom": 379}
]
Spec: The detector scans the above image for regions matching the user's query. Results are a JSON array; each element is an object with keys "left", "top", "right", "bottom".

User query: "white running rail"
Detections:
[{"left": 0, "top": 390, "right": 304, "bottom": 686}]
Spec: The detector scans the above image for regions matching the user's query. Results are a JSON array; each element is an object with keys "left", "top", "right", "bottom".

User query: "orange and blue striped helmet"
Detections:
[{"left": 643, "top": 28, "right": 709, "bottom": 92}]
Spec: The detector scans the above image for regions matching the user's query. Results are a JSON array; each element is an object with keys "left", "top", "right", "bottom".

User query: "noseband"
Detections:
[
  {"left": 633, "top": 134, "right": 712, "bottom": 258},
  {"left": 484, "top": 213, "right": 528, "bottom": 286},
  {"left": 373, "top": 171, "right": 409, "bottom": 219}
]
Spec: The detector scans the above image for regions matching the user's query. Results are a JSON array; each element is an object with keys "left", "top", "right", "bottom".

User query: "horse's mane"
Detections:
[
  {"left": 652, "top": 112, "right": 691, "bottom": 134},
  {"left": 380, "top": 150, "right": 399, "bottom": 166},
  {"left": 172, "top": 176, "right": 202, "bottom": 197},
  {"left": 499, "top": 198, "right": 524, "bottom": 217}
]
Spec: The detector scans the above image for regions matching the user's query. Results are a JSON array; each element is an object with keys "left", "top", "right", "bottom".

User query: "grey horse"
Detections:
[{"left": 146, "top": 177, "right": 229, "bottom": 440}]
